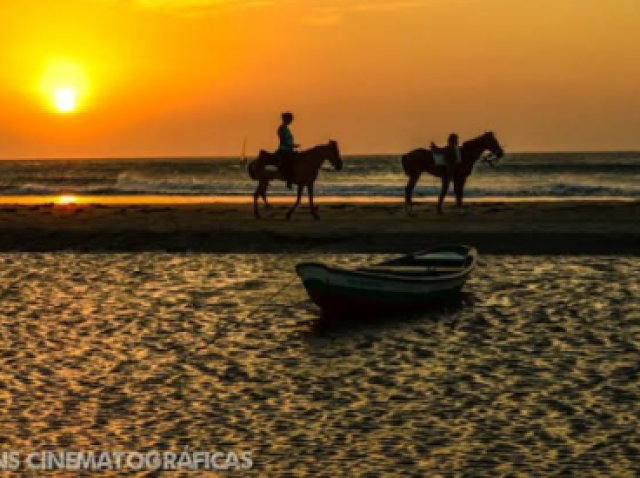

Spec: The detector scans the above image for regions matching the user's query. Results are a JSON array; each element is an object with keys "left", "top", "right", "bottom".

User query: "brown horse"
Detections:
[
  {"left": 248, "top": 141, "right": 343, "bottom": 220},
  {"left": 402, "top": 132, "right": 504, "bottom": 215}
]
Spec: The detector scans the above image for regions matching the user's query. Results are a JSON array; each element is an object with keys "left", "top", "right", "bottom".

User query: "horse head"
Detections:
[
  {"left": 328, "top": 140, "right": 344, "bottom": 171},
  {"left": 480, "top": 131, "right": 505, "bottom": 165}
]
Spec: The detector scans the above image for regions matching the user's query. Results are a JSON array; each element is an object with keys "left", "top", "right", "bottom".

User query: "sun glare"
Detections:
[
  {"left": 53, "top": 88, "right": 78, "bottom": 114},
  {"left": 41, "top": 60, "right": 88, "bottom": 114},
  {"left": 58, "top": 195, "right": 78, "bottom": 205}
]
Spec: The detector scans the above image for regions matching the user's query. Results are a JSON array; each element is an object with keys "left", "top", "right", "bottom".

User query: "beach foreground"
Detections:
[
  {"left": 0, "top": 199, "right": 638, "bottom": 254},
  {"left": 1, "top": 253, "right": 639, "bottom": 475}
]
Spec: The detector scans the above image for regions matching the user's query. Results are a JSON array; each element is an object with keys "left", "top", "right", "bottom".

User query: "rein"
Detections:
[{"left": 462, "top": 137, "right": 500, "bottom": 168}]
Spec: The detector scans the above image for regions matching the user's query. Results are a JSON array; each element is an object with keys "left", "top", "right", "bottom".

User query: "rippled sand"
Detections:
[{"left": 1, "top": 253, "right": 639, "bottom": 475}]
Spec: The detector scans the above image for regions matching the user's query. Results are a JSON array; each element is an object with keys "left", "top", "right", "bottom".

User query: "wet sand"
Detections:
[
  {"left": 1, "top": 253, "right": 639, "bottom": 475},
  {"left": 0, "top": 199, "right": 639, "bottom": 254}
]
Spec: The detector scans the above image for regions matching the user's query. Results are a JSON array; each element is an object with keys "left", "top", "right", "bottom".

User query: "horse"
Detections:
[
  {"left": 401, "top": 132, "right": 504, "bottom": 215},
  {"left": 247, "top": 141, "right": 343, "bottom": 220}
]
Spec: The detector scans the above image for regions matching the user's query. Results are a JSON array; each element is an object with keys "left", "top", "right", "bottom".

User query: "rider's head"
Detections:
[
  {"left": 282, "top": 112, "right": 294, "bottom": 125},
  {"left": 448, "top": 133, "right": 459, "bottom": 146}
]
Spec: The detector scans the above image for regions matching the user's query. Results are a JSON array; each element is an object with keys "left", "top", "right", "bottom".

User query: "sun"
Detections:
[
  {"left": 40, "top": 60, "right": 88, "bottom": 115},
  {"left": 58, "top": 195, "right": 78, "bottom": 205},
  {"left": 53, "top": 88, "right": 78, "bottom": 114}
]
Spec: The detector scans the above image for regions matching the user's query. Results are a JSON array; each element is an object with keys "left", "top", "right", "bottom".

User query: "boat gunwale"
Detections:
[{"left": 296, "top": 245, "right": 477, "bottom": 284}]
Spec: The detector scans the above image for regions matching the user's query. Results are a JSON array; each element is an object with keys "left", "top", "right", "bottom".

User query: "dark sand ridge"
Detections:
[{"left": 0, "top": 200, "right": 638, "bottom": 254}]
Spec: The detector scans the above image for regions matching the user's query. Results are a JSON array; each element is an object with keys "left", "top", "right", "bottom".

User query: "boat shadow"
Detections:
[{"left": 309, "top": 293, "right": 476, "bottom": 336}]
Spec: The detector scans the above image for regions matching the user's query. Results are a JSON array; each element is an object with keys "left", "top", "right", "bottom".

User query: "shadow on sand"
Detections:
[{"left": 308, "top": 293, "right": 478, "bottom": 336}]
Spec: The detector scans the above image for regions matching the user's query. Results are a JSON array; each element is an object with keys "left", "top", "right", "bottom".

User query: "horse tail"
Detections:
[{"left": 401, "top": 153, "right": 412, "bottom": 177}]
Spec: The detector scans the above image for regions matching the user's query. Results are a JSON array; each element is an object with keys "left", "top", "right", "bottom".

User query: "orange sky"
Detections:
[{"left": 0, "top": 0, "right": 639, "bottom": 158}]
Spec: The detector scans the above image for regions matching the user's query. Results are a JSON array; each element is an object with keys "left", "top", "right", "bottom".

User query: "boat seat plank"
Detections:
[{"left": 358, "top": 265, "right": 465, "bottom": 274}]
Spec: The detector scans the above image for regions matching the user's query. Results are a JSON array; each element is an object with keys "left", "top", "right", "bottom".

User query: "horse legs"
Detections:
[
  {"left": 308, "top": 183, "right": 319, "bottom": 220},
  {"left": 454, "top": 176, "right": 467, "bottom": 208},
  {"left": 261, "top": 182, "right": 272, "bottom": 209},
  {"left": 253, "top": 182, "right": 263, "bottom": 219},
  {"left": 405, "top": 173, "right": 419, "bottom": 216},
  {"left": 286, "top": 184, "right": 304, "bottom": 221},
  {"left": 438, "top": 176, "right": 451, "bottom": 215}
]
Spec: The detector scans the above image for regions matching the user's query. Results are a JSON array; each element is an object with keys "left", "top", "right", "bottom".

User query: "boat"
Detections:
[{"left": 296, "top": 245, "right": 477, "bottom": 315}]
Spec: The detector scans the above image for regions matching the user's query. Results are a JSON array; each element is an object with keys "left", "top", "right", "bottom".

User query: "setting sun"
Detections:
[
  {"left": 58, "top": 195, "right": 78, "bottom": 205},
  {"left": 53, "top": 88, "right": 78, "bottom": 114},
  {"left": 40, "top": 60, "right": 88, "bottom": 115}
]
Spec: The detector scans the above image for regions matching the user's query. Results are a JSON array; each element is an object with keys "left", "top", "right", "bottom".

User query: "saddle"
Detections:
[
  {"left": 257, "top": 150, "right": 279, "bottom": 171},
  {"left": 431, "top": 145, "right": 461, "bottom": 167},
  {"left": 257, "top": 150, "right": 299, "bottom": 179}
]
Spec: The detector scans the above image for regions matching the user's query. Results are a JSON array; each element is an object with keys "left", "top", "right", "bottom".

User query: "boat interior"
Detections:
[{"left": 357, "top": 249, "right": 473, "bottom": 277}]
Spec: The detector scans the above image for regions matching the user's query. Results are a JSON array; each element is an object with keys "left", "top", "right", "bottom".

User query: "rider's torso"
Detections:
[{"left": 278, "top": 126, "right": 295, "bottom": 152}]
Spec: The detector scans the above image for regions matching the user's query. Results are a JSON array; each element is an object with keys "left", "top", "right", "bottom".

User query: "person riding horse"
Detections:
[
  {"left": 278, "top": 112, "right": 300, "bottom": 190},
  {"left": 402, "top": 131, "right": 505, "bottom": 214},
  {"left": 431, "top": 133, "right": 461, "bottom": 179}
]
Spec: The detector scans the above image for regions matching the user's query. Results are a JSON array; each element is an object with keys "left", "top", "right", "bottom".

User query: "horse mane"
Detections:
[
  {"left": 302, "top": 142, "right": 332, "bottom": 155},
  {"left": 462, "top": 132, "right": 492, "bottom": 150}
]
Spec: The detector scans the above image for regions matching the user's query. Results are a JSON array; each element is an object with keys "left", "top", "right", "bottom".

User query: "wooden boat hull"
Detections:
[{"left": 297, "top": 245, "right": 476, "bottom": 315}]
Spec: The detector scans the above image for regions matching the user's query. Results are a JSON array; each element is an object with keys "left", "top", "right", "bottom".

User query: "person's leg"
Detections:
[
  {"left": 446, "top": 153, "right": 456, "bottom": 178},
  {"left": 276, "top": 152, "right": 291, "bottom": 189},
  {"left": 285, "top": 151, "right": 294, "bottom": 190}
]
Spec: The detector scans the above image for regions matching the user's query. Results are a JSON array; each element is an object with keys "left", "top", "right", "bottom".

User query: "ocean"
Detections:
[{"left": 0, "top": 152, "right": 639, "bottom": 200}]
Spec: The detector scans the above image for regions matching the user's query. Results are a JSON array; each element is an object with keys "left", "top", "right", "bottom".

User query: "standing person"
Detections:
[
  {"left": 278, "top": 112, "right": 300, "bottom": 190},
  {"left": 431, "top": 133, "right": 461, "bottom": 180}
]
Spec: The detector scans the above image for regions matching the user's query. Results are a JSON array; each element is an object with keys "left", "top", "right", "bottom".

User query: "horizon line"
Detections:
[{"left": 1, "top": 150, "right": 640, "bottom": 161}]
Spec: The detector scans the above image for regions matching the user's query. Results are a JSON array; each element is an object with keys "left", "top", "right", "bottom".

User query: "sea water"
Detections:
[{"left": 0, "top": 152, "right": 639, "bottom": 199}]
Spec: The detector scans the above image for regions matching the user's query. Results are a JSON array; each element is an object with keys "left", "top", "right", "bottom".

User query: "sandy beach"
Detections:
[
  {"left": 0, "top": 199, "right": 638, "bottom": 254},
  {"left": 1, "top": 252, "right": 639, "bottom": 475},
  {"left": 1, "top": 198, "right": 638, "bottom": 475}
]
